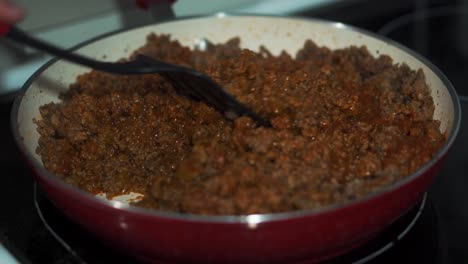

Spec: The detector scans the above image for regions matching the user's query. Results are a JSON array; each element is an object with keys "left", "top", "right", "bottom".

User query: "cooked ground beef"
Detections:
[{"left": 35, "top": 34, "right": 445, "bottom": 215}]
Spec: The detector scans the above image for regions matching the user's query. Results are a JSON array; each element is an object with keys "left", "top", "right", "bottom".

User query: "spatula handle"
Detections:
[{"left": 135, "top": 0, "right": 176, "bottom": 10}]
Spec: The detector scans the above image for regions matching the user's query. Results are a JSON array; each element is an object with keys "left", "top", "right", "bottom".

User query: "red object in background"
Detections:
[
  {"left": 1, "top": 1, "right": 175, "bottom": 33},
  {"left": 135, "top": 0, "right": 176, "bottom": 10},
  {"left": 0, "top": 22, "right": 11, "bottom": 35}
]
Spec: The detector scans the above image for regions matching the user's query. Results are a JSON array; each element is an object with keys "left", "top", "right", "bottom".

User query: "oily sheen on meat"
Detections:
[{"left": 35, "top": 34, "right": 445, "bottom": 215}]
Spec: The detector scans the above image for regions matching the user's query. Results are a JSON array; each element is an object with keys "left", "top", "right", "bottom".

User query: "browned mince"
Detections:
[{"left": 35, "top": 34, "right": 445, "bottom": 215}]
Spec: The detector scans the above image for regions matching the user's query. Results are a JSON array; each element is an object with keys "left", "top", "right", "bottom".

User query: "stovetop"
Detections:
[{"left": 1, "top": 3, "right": 468, "bottom": 263}]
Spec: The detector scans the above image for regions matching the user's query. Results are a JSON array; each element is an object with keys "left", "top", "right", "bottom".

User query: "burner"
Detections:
[
  {"left": 325, "top": 193, "right": 445, "bottom": 264},
  {"left": 32, "top": 184, "right": 445, "bottom": 264},
  {"left": 378, "top": 6, "right": 468, "bottom": 98}
]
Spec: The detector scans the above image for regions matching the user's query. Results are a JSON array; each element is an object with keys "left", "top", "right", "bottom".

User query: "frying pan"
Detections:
[{"left": 11, "top": 15, "right": 461, "bottom": 263}]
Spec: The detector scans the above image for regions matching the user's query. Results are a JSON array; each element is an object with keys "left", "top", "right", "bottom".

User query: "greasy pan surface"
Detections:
[{"left": 12, "top": 15, "right": 461, "bottom": 263}]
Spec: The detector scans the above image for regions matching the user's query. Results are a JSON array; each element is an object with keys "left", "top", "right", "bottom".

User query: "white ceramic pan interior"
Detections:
[{"left": 15, "top": 15, "right": 458, "bottom": 203}]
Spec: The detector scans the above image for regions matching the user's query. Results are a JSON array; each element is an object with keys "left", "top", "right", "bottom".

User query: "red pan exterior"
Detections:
[{"left": 30, "top": 154, "right": 446, "bottom": 264}]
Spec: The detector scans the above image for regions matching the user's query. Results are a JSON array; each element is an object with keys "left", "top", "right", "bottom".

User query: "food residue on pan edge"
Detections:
[{"left": 34, "top": 34, "right": 446, "bottom": 215}]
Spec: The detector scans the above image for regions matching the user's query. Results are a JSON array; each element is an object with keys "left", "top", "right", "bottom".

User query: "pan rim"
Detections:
[{"left": 11, "top": 13, "right": 462, "bottom": 224}]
